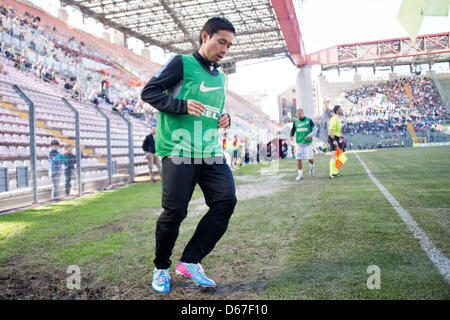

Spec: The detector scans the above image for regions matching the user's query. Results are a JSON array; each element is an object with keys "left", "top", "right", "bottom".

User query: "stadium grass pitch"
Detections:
[{"left": 0, "top": 147, "right": 449, "bottom": 299}]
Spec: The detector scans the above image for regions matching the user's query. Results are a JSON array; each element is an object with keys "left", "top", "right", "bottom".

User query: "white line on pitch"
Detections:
[{"left": 355, "top": 153, "right": 450, "bottom": 284}]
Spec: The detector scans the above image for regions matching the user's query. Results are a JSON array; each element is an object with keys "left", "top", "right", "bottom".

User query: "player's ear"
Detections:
[{"left": 200, "top": 31, "right": 210, "bottom": 45}]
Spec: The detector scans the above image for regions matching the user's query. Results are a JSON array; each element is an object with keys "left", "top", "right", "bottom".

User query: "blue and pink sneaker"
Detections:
[
  {"left": 176, "top": 261, "right": 216, "bottom": 287},
  {"left": 152, "top": 268, "right": 171, "bottom": 293}
]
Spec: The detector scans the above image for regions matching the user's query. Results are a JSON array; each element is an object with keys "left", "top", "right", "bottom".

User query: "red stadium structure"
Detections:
[
  {"left": 270, "top": 0, "right": 308, "bottom": 66},
  {"left": 269, "top": 1, "right": 449, "bottom": 70},
  {"left": 307, "top": 32, "right": 450, "bottom": 70}
]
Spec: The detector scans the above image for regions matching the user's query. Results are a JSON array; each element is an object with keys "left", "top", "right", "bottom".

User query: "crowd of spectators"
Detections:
[
  {"left": 111, "top": 96, "right": 159, "bottom": 120},
  {"left": 343, "top": 75, "right": 447, "bottom": 136},
  {"left": 0, "top": 3, "right": 86, "bottom": 97},
  {"left": 0, "top": 2, "right": 160, "bottom": 124},
  {"left": 0, "top": 1, "right": 269, "bottom": 134}
]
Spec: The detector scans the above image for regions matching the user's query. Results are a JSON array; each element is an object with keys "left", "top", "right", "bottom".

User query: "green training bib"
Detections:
[
  {"left": 294, "top": 117, "right": 313, "bottom": 144},
  {"left": 155, "top": 54, "right": 226, "bottom": 158}
]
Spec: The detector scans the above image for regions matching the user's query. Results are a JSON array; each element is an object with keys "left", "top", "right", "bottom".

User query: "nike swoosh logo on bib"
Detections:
[{"left": 199, "top": 81, "right": 222, "bottom": 93}]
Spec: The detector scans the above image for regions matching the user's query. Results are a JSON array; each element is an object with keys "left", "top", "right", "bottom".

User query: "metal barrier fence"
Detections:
[{"left": 0, "top": 81, "right": 152, "bottom": 211}]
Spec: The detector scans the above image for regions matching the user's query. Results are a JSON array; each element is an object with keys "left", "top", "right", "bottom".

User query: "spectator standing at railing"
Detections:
[
  {"left": 63, "top": 144, "right": 76, "bottom": 197},
  {"left": 48, "top": 139, "right": 62, "bottom": 199},
  {"left": 142, "top": 126, "right": 162, "bottom": 183}
]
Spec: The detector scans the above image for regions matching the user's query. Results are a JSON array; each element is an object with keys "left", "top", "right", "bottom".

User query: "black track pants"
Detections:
[{"left": 153, "top": 156, "right": 237, "bottom": 269}]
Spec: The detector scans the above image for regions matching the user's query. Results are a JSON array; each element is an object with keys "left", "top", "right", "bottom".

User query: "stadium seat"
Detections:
[
  {"left": 40, "top": 176, "right": 50, "bottom": 185},
  {"left": 14, "top": 160, "right": 23, "bottom": 167},
  {"left": 3, "top": 161, "right": 14, "bottom": 169},
  {"left": 9, "top": 180, "right": 17, "bottom": 191}
]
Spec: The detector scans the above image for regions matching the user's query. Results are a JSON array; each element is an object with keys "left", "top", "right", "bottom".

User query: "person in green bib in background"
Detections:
[
  {"left": 290, "top": 108, "right": 317, "bottom": 181},
  {"left": 141, "top": 17, "right": 236, "bottom": 293}
]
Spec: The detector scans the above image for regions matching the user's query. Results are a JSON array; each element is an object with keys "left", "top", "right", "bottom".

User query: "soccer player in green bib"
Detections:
[
  {"left": 290, "top": 108, "right": 317, "bottom": 180},
  {"left": 141, "top": 17, "right": 236, "bottom": 293}
]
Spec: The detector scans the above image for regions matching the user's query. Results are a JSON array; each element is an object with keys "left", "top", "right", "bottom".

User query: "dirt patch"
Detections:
[
  {"left": 0, "top": 256, "right": 67, "bottom": 299},
  {"left": 0, "top": 255, "right": 122, "bottom": 300},
  {"left": 235, "top": 173, "right": 292, "bottom": 200},
  {"left": 94, "top": 221, "right": 125, "bottom": 233},
  {"left": 110, "top": 274, "right": 267, "bottom": 300},
  {"left": 0, "top": 257, "right": 267, "bottom": 300},
  {"left": 188, "top": 173, "right": 294, "bottom": 217},
  {"left": 0, "top": 248, "right": 275, "bottom": 300}
]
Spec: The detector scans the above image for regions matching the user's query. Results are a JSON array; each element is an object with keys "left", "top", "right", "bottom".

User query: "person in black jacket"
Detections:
[{"left": 142, "top": 126, "right": 161, "bottom": 183}]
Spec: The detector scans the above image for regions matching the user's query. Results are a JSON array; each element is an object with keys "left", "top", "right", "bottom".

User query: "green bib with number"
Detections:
[{"left": 294, "top": 117, "right": 313, "bottom": 144}]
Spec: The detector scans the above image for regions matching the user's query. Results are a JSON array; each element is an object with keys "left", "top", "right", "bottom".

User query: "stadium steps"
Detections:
[
  {"left": 404, "top": 83, "right": 413, "bottom": 99},
  {"left": 0, "top": 99, "right": 106, "bottom": 164},
  {"left": 403, "top": 83, "right": 415, "bottom": 107},
  {"left": 406, "top": 122, "right": 426, "bottom": 144}
]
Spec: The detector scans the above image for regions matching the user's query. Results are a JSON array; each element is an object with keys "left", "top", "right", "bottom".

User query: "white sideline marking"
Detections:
[{"left": 355, "top": 153, "right": 450, "bottom": 284}]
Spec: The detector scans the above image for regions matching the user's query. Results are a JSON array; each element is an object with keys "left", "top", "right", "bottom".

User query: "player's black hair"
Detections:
[
  {"left": 199, "top": 17, "right": 235, "bottom": 45},
  {"left": 333, "top": 105, "right": 341, "bottom": 114}
]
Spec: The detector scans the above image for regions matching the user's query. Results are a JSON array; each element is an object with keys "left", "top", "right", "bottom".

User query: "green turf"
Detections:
[
  {"left": 0, "top": 147, "right": 448, "bottom": 299},
  {"left": 262, "top": 148, "right": 450, "bottom": 299},
  {"left": 356, "top": 147, "right": 450, "bottom": 257}
]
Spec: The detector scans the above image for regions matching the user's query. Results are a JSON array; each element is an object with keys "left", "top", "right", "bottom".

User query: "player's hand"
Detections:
[
  {"left": 218, "top": 113, "right": 230, "bottom": 129},
  {"left": 333, "top": 141, "right": 338, "bottom": 147},
  {"left": 305, "top": 135, "right": 311, "bottom": 141},
  {"left": 187, "top": 99, "right": 205, "bottom": 117}
]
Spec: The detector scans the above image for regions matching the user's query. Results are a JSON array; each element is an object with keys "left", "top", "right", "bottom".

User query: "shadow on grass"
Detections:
[{"left": 0, "top": 182, "right": 163, "bottom": 261}]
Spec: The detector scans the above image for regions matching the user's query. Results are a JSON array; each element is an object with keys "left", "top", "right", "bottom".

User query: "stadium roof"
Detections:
[{"left": 58, "top": 0, "right": 306, "bottom": 69}]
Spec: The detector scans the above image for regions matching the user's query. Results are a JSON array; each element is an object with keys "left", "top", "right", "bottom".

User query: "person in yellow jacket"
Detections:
[{"left": 328, "top": 105, "right": 345, "bottom": 179}]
